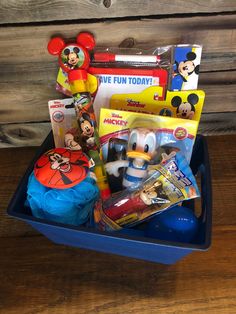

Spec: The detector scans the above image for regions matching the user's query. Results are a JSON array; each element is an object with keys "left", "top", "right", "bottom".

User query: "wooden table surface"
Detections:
[{"left": 0, "top": 135, "right": 235, "bottom": 314}]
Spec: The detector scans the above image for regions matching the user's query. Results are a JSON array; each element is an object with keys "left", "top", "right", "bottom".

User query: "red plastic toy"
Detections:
[
  {"left": 47, "top": 33, "right": 111, "bottom": 199},
  {"left": 47, "top": 32, "right": 95, "bottom": 73}
]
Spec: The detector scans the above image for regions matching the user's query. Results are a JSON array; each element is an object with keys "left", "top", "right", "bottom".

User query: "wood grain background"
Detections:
[
  {"left": 0, "top": 1, "right": 235, "bottom": 147},
  {"left": 0, "top": 3, "right": 236, "bottom": 311},
  {"left": 0, "top": 228, "right": 235, "bottom": 314},
  {"left": 1, "top": 0, "right": 236, "bottom": 23}
]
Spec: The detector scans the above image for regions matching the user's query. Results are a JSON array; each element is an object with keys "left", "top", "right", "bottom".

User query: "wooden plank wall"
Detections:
[{"left": 0, "top": 0, "right": 236, "bottom": 147}]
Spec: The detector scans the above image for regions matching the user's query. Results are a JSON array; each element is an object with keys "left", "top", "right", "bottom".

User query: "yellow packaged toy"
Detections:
[
  {"left": 99, "top": 108, "right": 198, "bottom": 164},
  {"left": 110, "top": 86, "right": 205, "bottom": 121},
  {"left": 99, "top": 107, "right": 198, "bottom": 193}
]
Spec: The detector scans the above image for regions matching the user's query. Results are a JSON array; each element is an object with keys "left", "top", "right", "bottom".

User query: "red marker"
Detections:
[{"left": 93, "top": 52, "right": 161, "bottom": 64}]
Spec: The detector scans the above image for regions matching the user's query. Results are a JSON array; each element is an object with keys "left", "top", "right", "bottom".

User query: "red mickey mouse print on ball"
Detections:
[
  {"left": 34, "top": 148, "right": 90, "bottom": 189},
  {"left": 47, "top": 32, "right": 96, "bottom": 73}
]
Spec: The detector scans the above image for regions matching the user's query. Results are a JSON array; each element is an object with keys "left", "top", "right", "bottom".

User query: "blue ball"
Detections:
[{"left": 146, "top": 206, "right": 199, "bottom": 243}]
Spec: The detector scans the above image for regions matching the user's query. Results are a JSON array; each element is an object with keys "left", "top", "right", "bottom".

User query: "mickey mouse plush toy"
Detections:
[{"left": 171, "top": 93, "right": 199, "bottom": 120}]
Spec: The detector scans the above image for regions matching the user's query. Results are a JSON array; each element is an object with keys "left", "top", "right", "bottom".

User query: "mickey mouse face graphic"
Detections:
[
  {"left": 61, "top": 45, "right": 85, "bottom": 70},
  {"left": 79, "top": 113, "right": 95, "bottom": 138},
  {"left": 178, "top": 60, "right": 195, "bottom": 77},
  {"left": 81, "top": 120, "right": 94, "bottom": 137},
  {"left": 47, "top": 32, "right": 96, "bottom": 73},
  {"left": 175, "top": 52, "right": 200, "bottom": 82},
  {"left": 178, "top": 102, "right": 193, "bottom": 118},
  {"left": 171, "top": 93, "right": 199, "bottom": 120}
]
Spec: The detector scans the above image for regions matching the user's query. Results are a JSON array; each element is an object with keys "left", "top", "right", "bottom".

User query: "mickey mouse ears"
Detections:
[
  {"left": 47, "top": 32, "right": 95, "bottom": 56},
  {"left": 76, "top": 32, "right": 95, "bottom": 50},
  {"left": 47, "top": 37, "right": 65, "bottom": 55}
]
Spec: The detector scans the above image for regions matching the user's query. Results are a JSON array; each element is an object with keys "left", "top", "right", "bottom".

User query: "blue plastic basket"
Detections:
[{"left": 7, "top": 132, "right": 212, "bottom": 264}]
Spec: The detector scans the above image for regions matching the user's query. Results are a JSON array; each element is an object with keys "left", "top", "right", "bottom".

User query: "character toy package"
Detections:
[
  {"left": 99, "top": 108, "right": 198, "bottom": 164},
  {"left": 48, "top": 98, "right": 77, "bottom": 148},
  {"left": 94, "top": 152, "right": 200, "bottom": 231},
  {"left": 110, "top": 86, "right": 205, "bottom": 121},
  {"left": 99, "top": 108, "right": 199, "bottom": 194}
]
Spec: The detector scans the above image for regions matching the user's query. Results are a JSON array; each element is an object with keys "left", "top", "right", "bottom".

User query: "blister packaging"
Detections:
[{"left": 94, "top": 152, "right": 200, "bottom": 231}]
